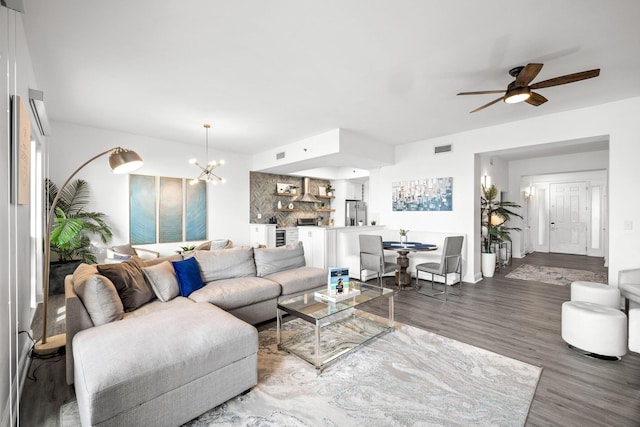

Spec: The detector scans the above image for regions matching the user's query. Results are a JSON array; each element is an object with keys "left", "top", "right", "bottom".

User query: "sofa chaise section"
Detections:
[{"left": 73, "top": 301, "right": 258, "bottom": 427}]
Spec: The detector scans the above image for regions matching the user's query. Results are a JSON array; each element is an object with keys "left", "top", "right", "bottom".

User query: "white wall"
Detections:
[
  {"left": 1, "top": 9, "right": 41, "bottom": 426},
  {"left": 369, "top": 97, "right": 640, "bottom": 285},
  {"left": 48, "top": 122, "right": 253, "bottom": 256}
]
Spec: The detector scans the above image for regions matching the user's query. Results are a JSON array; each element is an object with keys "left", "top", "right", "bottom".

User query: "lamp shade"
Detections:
[{"left": 109, "top": 148, "right": 143, "bottom": 174}]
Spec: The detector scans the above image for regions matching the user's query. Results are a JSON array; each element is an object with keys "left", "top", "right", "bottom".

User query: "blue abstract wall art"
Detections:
[
  {"left": 392, "top": 177, "right": 453, "bottom": 211},
  {"left": 129, "top": 175, "right": 156, "bottom": 244}
]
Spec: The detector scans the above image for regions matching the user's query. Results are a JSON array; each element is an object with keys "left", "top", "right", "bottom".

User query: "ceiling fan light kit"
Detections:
[
  {"left": 458, "top": 63, "right": 600, "bottom": 113},
  {"left": 504, "top": 85, "right": 531, "bottom": 104}
]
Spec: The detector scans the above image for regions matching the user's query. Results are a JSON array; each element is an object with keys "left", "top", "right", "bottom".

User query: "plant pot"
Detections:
[
  {"left": 49, "top": 260, "right": 82, "bottom": 295},
  {"left": 481, "top": 252, "right": 497, "bottom": 278},
  {"left": 400, "top": 235, "right": 407, "bottom": 244}
]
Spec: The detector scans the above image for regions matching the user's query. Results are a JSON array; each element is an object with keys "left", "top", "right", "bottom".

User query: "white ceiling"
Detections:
[{"left": 21, "top": 0, "right": 640, "bottom": 159}]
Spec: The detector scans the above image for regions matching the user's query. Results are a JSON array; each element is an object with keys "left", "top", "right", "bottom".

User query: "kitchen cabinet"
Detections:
[
  {"left": 249, "top": 224, "right": 276, "bottom": 248},
  {"left": 284, "top": 228, "right": 299, "bottom": 245},
  {"left": 298, "top": 227, "right": 336, "bottom": 269}
]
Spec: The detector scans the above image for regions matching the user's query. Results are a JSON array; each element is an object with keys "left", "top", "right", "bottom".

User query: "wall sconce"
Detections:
[
  {"left": 524, "top": 184, "right": 535, "bottom": 199},
  {"left": 482, "top": 174, "right": 491, "bottom": 189}
]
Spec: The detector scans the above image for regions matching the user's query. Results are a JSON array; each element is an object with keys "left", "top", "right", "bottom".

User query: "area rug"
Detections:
[
  {"left": 505, "top": 264, "right": 607, "bottom": 286},
  {"left": 61, "top": 313, "right": 541, "bottom": 427}
]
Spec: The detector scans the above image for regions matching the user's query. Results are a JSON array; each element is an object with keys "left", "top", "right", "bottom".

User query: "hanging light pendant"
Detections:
[{"left": 189, "top": 123, "right": 226, "bottom": 185}]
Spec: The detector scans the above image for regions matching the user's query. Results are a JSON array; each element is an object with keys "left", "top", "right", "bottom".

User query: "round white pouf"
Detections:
[
  {"left": 629, "top": 309, "right": 640, "bottom": 353},
  {"left": 561, "top": 301, "right": 627, "bottom": 358},
  {"left": 571, "top": 281, "right": 620, "bottom": 309}
]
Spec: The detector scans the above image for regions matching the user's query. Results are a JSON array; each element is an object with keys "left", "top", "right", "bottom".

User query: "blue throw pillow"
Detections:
[{"left": 172, "top": 257, "right": 205, "bottom": 296}]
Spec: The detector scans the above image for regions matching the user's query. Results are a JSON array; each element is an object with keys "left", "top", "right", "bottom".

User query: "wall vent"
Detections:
[
  {"left": 434, "top": 144, "right": 452, "bottom": 154},
  {"left": 276, "top": 151, "right": 285, "bottom": 160}
]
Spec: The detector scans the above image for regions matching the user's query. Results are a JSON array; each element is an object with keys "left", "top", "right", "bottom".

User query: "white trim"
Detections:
[{"left": 2, "top": 336, "right": 33, "bottom": 427}]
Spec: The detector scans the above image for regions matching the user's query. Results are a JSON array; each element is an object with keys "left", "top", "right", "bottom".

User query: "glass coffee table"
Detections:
[{"left": 277, "top": 281, "right": 394, "bottom": 372}]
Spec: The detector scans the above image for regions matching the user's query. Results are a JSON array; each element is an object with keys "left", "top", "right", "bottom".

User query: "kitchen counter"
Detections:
[{"left": 297, "top": 225, "right": 385, "bottom": 231}]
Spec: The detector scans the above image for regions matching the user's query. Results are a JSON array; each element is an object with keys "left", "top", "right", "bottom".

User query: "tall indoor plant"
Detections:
[
  {"left": 47, "top": 178, "right": 113, "bottom": 292},
  {"left": 481, "top": 184, "right": 522, "bottom": 277}
]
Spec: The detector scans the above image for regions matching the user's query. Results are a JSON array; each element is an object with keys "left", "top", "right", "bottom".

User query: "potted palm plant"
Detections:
[
  {"left": 481, "top": 184, "right": 522, "bottom": 277},
  {"left": 47, "top": 179, "right": 113, "bottom": 293}
]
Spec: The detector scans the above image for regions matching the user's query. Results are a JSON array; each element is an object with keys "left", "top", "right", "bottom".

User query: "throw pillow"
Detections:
[
  {"left": 194, "top": 240, "right": 212, "bottom": 251},
  {"left": 141, "top": 261, "right": 180, "bottom": 302},
  {"left": 189, "top": 247, "right": 256, "bottom": 282},
  {"left": 172, "top": 257, "right": 205, "bottom": 296},
  {"left": 97, "top": 258, "right": 155, "bottom": 312},
  {"left": 210, "top": 239, "right": 230, "bottom": 250},
  {"left": 72, "top": 263, "right": 124, "bottom": 326},
  {"left": 254, "top": 242, "right": 306, "bottom": 277}
]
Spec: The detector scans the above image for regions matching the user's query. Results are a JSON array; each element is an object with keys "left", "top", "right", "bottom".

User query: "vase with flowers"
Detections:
[{"left": 399, "top": 229, "right": 409, "bottom": 245}]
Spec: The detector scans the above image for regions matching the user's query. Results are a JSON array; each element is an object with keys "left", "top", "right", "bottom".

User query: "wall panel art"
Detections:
[{"left": 392, "top": 177, "right": 453, "bottom": 211}]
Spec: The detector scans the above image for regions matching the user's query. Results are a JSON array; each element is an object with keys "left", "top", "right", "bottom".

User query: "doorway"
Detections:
[{"left": 525, "top": 170, "right": 607, "bottom": 260}]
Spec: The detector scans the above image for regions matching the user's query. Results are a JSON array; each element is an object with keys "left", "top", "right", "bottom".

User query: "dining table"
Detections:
[{"left": 383, "top": 241, "right": 437, "bottom": 288}]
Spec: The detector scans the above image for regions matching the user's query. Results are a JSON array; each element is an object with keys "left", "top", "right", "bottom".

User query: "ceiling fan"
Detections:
[{"left": 457, "top": 63, "right": 600, "bottom": 113}]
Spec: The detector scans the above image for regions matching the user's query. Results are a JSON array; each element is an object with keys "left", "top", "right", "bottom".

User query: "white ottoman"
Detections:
[
  {"left": 561, "top": 301, "right": 627, "bottom": 358},
  {"left": 571, "top": 281, "right": 620, "bottom": 309},
  {"left": 630, "top": 309, "right": 640, "bottom": 353}
]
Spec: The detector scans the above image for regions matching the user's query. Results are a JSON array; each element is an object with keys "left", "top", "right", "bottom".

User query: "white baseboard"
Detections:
[{"left": 1, "top": 334, "right": 34, "bottom": 427}]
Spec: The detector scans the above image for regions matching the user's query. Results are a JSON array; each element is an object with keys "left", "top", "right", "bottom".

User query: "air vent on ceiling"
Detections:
[
  {"left": 276, "top": 151, "right": 285, "bottom": 160},
  {"left": 434, "top": 144, "right": 452, "bottom": 154}
]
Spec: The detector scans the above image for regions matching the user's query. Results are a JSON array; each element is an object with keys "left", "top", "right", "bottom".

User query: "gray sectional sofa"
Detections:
[{"left": 65, "top": 242, "right": 326, "bottom": 427}]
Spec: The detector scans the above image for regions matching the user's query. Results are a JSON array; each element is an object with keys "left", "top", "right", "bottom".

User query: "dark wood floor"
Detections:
[{"left": 19, "top": 253, "right": 640, "bottom": 426}]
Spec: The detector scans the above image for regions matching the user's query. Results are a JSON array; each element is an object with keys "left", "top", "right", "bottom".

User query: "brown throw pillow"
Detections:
[{"left": 97, "top": 258, "right": 154, "bottom": 311}]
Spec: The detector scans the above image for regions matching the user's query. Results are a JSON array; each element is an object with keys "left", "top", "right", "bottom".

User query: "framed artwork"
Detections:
[
  {"left": 392, "top": 177, "right": 453, "bottom": 211},
  {"left": 185, "top": 180, "right": 207, "bottom": 241},
  {"left": 129, "top": 175, "right": 157, "bottom": 244},
  {"left": 130, "top": 175, "right": 208, "bottom": 243},
  {"left": 159, "top": 177, "right": 184, "bottom": 243},
  {"left": 11, "top": 95, "right": 31, "bottom": 205}
]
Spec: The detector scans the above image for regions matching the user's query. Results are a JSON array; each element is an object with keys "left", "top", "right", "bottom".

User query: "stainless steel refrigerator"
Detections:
[{"left": 345, "top": 200, "right": 367, "bottom": 226}]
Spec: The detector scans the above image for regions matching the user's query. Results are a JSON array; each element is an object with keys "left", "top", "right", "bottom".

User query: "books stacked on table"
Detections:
[{"left": 314, "top": 267, "right": 361, "bottom": 302}]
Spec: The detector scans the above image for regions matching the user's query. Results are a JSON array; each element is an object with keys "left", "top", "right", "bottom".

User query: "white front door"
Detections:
[{"left": 549, "top": 182, "right": 588, "bottom": 255}]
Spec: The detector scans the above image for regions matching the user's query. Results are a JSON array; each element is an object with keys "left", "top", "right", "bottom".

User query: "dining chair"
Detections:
[
  {"left": 415, "top": 235, "right": 464, "bottom": 301},
  {"left": 359, "top": 235, "right": 400, "bottom": 287}
]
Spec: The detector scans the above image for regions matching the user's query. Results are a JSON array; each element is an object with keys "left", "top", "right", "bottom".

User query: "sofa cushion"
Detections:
[
  {"left": 97, "top": 258, "right": 155, "bottom": 312},
  {"left": 72, "top": 301, "right": 258, "bottom": 426},
  {"left": 254, "top": 242, "right": 305, "bottom": 277},
  {"left": 141, "top": 261, "right": 179, "bottom": 302},
  {"left": 264, "top": 266, "right": 327, "bottom": 296},
  {"left": 188, "top": 277, "right": 281, "bottom": 310},
  {"left": 142, "top": 253, "right": 183, "bottom": 267},
  {"left": 172, "top": 257, "right": 205, "bottom": 297},
  {"left": 189, "top": 247, "right": 256, "bottom": 282},
  {"left": 72, "top": 263, "right": 124, "bottom": 326}
]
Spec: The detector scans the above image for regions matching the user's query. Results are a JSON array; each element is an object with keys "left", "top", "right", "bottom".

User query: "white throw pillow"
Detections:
[{"left": 141, "top": 261, "right": 180, "bottom": 302}]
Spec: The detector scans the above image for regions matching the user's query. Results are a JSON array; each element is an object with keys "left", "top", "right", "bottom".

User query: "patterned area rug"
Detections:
[
  {"left": 61, "top": 313, "right": 541, "bottom": 427},
  {"left": 506, "top": 264, "right": 607, "bottom": 286}
]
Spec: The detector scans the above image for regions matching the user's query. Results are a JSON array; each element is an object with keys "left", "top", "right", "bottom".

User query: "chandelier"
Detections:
[{"left": 189, "top": 123, "right": 226, "bottom": 185}]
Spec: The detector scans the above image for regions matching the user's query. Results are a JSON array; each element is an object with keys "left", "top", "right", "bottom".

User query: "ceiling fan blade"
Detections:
[
  {"left": 457, "top": 90, "right": 505, "bottom": 96},
  {"left": 530, "top": 69, "right": 600, "bottom": 90},
  {"left": 515, "top": 63, "right": 543, "bottom": 87},
  {"left": 470, "top": 96, "right": 504, "bottom": 113},
  {"left": 525, "top": 92, "right": 548, "bottom": 106}
]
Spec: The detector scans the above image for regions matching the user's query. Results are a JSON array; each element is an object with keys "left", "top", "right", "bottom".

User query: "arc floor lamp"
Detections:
[{"left": 34, "top": 147, "right": 143, "bottom": 355}]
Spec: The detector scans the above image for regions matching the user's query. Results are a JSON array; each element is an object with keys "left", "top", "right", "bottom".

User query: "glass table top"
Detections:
[{"left": 277, "top": 281, "right": 393, "bottom": 322}]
